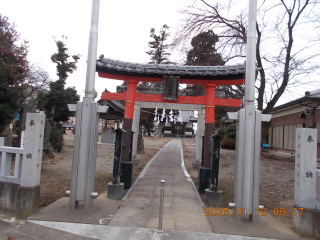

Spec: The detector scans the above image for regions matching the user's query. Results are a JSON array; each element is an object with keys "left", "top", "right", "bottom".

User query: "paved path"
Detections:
[{"left": 110, "top": 138, "right": 212, "bottom": 233}]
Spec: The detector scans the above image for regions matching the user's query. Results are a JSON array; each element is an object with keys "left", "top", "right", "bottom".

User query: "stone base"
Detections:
[
  {"left": 293, "top": 204, "right": 320, "bottom": 239},
  {"left": 107, "top": 182, "right": 124, "bottom": 200},
  {"left": 205, "top": 189, "right": 222, "bottom": 206},
  {"left": 198, "top": 166, "right": 211, "bottom": 194},
  {"left": 0, "top": 182, "right": 40, "bottom": 219},
  {"left": 101, "top": 133, "right": 116, "bottom": 143},
  {"left": 120, "top": 162, "right": 133, "bottom": 189}
]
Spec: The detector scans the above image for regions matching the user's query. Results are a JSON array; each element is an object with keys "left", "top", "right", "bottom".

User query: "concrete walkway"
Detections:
[
  {"left": 0, "top": 138, "right": 298, "bottom": 240},
  {"left": 110, "top": 138, "right": 211, "bottom": 232}
]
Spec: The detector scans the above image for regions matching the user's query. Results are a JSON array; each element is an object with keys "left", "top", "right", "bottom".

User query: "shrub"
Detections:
[
  {"left": 221, "top": 123, "right": 236, "bottom": 149},
  {"left": 217, "top": 128, "right": 226, "bottom": 139},
  {"left": 50, "top": 124, "right": 64, "bottom": 152},
  {"left": 221, "top": 139, "right": 236, "bottom": 149}
]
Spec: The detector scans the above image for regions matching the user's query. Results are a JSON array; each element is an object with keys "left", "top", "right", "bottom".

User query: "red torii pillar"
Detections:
[
  {"left": 204, "top": 83, "right": 216, "bottom": 168},
  {"left": 197, "top": 83, "right": 217, "bottom": 193},
  {"left": 120, "top": 79, "right": 138, "bottom": 189}
]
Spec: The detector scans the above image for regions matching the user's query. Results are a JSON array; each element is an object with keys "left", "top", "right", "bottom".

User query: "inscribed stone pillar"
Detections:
[
  {"left": 131, "top": 102, "right": 141, "bottom": 163},
  {"left": 20, "top": 113, "right": 45, "bottom": 188},
  {"left": 294, "top": 128, "right": 317, "bottom": 209}
]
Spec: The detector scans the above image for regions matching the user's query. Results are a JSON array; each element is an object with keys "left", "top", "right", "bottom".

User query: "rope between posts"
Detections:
[
  {"left": 139, "top": 103, "right": 204, "bottom": 111},
  {"left": 139, "top": 109, "right": 180, "bottom": 117}
]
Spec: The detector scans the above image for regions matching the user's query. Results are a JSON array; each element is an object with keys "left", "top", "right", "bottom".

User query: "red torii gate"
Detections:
[{"left": 97, "top": 57, "right": 245, "bottom": 189}]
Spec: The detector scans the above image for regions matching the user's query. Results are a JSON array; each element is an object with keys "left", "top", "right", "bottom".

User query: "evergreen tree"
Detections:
[
  {"left": 0, "top": 15, "right": 29, "bottom": 133},
  {"left": 185, "top": 31, "right": 241, "bottom": 128},
  {"left": 36, "top": 37, "right": 80, "bottom": 123},
  {"left": 185, "top": 30, "right": 225, "bottom": 90},
  {"left": 36, "top": 38, "right": 80, "bottom": 151},
  {"left": 146, "top": 24, "right": 172, "bottom": 65},
  {"left": 186, "top": 30, "right": 224, "bottom": 66}
]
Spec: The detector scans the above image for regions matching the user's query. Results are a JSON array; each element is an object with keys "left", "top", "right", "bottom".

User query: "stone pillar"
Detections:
[
  {"left": 294, "top": 128, "right": 317, "bottom": 208},
  {"left": 131, "top": 102, "right": 141, "bottom": 164},
  {"left": 120, "top": 79, "right": 138, "bottom": 189},
  {"left": 193, "top": 107, "right": 204, "bottom": 169},
  {"left": 20, "top": 113, "right": 45, "bottom": 187},
  {"left": 293, "top": 128, "right": 318, "bottom": 238}
]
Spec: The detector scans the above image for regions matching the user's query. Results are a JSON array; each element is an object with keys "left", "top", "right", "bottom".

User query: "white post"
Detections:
[
  {"left": 68, "top": 0, "right": 109, "bottom": 210},
  {"left": 131, "top": 102, "right": 141, "bottom": 163},
  {"left": 20, "top": 113, "right": 45, "bottom": 187},
  {"left": 294, "top": 128, "right": 317, "bottom": 209},
  {"left": 242, "top": 0, "right": 258, "bottom": 215},
  {"left": 84, "top": 0, "right": 100, "bottom": 99},
  {"left": 194, "top": 107, "right": 205, "bottom": 168}
]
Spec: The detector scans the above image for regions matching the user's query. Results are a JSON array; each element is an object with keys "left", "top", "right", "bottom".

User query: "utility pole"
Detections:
[
  {"left": 67, "top": 0, "right": 109, "bottom": 210},
  {"left": 228, "top": 0, "right": 271, "bottom": 224}
]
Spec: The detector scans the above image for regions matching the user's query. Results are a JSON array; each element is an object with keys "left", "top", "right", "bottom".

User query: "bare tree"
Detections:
[
  {"left": 173, "top": 0, "right": 320, "bottom": 113},
  {"left": 24, "top": 64, "right": 51, "bottom": 98}
]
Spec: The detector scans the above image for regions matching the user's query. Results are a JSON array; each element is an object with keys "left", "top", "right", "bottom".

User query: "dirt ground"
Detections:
[
  {"left": 181, "top": 138, "right": 320, "bottom": 229},
  {"left": 40, "top": 136, "right": 319, "bottom": 230},
  {"left": 39, "top": 136, "right": 171, "bottom": 208}
]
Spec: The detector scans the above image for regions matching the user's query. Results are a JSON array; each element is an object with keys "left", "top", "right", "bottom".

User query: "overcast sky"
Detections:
[
  {"left": 1, "top": 0, "right": 190, "bottom": 101},
  {"left": 1, "top": 0, "right": 319, "bottom": 106}
]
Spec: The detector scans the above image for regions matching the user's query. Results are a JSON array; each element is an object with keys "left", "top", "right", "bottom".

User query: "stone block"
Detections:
[
  {"left": 205, "top": 189, "right": 222, "bottom": 206},
  {"left": 0, "top": 182, "right": 39, "bottom": 219},
  {"left": 293, "top": 204, "right": 320, "bottom": 239},
  {"left": 295, "top": 128, "right": 317, "bottom": 209},
  {"left": 107, "top": 182, "right": 124, "bottom": 200},
  {"left": 16, "top": 185, "right": 40, "bottom": 219},
  {"left": 101, "top": 133, "right": 115, "bottom": 143}
]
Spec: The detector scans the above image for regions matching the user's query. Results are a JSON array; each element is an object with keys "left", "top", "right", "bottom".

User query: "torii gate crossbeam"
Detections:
[{"left": 97, "top": 57, "right": 245, "bottom": 191}]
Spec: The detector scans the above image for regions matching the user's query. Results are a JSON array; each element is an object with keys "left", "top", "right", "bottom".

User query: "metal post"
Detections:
[
  {"left": 242, "top": 0, "right": 258, "bottom": 216},
  {"left": 85, "top": 0, "right": 100, "bottom": 99},
  {"left": 244, "top": 0, "right": 257, "bottom": 105},
  {"left": 157, "top": 180, "right": 165, "bottom": 233}
]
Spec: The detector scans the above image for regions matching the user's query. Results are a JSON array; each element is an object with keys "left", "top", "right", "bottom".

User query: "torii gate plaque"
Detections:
[{"left": 97, "top": 57, "right": 245, "bottom": 191}]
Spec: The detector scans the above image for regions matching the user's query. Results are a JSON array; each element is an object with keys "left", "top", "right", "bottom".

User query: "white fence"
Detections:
[{"left": 0, "top": 113, "right": 45, "bottom": 187}]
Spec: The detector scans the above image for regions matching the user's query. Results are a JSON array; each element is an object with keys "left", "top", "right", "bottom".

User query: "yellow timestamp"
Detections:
[
  {"left": 256, "top": 207, "right": 304, "bottom": 216},
  {"left": 205, "top": 207, "right": 247, "bottom": 216},
  {"left": 205, "top": 207, "right": 304, "bottom": 216}
]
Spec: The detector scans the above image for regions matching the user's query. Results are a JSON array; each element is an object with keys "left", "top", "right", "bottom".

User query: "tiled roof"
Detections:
[
  {"left": 96, "top": 56, "right": 245, "bottom": 80},
  {"left": 271, "top": 89, "right": 320, "bottom": 113}
]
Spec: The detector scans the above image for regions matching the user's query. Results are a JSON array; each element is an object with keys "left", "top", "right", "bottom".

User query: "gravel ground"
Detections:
[
  {"left": 39, "top": 136, "right": 319, "bottom": 229},
  {"left": 181, "top": 138, "right": 320, "bottom": 229}
]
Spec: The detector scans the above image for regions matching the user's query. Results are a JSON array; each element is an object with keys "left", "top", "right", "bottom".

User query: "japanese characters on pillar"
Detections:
[
  {"left": 295, "top": 128, "right": 317, "bottom": 209},
  {"left": 163, "top": 76, "right": 179, "bottom": 101},
  {"left": 20, "top": 113, "right": 45, "bottom": 188}
]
